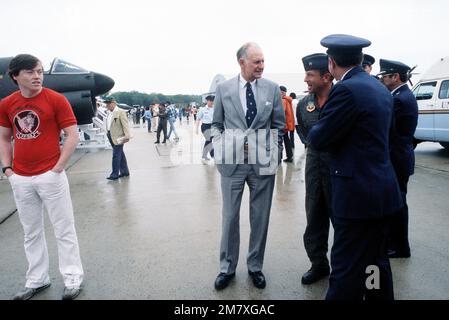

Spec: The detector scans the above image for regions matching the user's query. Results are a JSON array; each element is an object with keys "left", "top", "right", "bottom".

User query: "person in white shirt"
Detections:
[
  {"left": 196, "top": 95, "right": 215, "bottom": 162},
  {"left": 290, "top": 92, "right": 299, "bottom": 148}
]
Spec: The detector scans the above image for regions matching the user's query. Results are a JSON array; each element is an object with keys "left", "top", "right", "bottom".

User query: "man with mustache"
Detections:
[{"left": 297, "top": 53, "right": 334, "bottom": 285}]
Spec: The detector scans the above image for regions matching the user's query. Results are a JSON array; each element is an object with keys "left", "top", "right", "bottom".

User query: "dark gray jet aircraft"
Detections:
[{"left": 0, "top": 57, "right": 114, "bottom": 125}]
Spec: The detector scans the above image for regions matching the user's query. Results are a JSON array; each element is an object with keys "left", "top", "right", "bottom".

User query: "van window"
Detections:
[
  {"left": 413, "top": 81, "right": 437, "bottom": 100},
  {"left": 439, "top": 80, "right": 449, "bottom": 99}
]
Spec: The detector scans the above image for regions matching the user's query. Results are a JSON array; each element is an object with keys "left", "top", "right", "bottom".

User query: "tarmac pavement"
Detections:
[{"left": 0, "top": 120, "right": 448, "bottom": 300}]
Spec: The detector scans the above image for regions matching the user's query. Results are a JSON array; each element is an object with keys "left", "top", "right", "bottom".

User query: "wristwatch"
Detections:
[{"left": 2, "top": 166, "right": 12, "bottom": 174}]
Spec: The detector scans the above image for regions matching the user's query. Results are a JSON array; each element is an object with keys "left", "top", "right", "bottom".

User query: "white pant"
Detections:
[{"left": 8, "top": 170, "right": 84, "bottom": 289}]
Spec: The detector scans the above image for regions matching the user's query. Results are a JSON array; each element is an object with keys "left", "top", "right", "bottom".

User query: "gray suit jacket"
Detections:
[{"left": 212, "top": 76, "right": 285, "bottom": 176}]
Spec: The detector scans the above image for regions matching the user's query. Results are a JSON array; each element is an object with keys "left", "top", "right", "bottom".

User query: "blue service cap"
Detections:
[
  {"left": 320, "top": 34, "right": 371, "bottom": 56},
  {"left": 362, "top": 54, "right": 375, "bottom": 66},
  {"left": 378, "top": 59, "right": 411, "bottom": 75},
  {"left": 302, "top": 53, "right": 329, "bottom": 72}
]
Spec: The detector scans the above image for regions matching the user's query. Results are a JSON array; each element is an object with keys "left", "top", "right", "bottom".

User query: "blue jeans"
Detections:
[
  {"left": 167, "top": 117, "right": 178, "bottom": 139},
  {"left": 111, "top": 144, "right": 129, "bottom": 178},
  {"left": 107, "top": 131, "right": 129, "bottom": 178}
]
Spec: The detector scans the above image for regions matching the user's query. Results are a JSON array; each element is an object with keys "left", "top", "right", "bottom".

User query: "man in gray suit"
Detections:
[{"left": 211, "top": 42, "right": 285, "bottom": 290}]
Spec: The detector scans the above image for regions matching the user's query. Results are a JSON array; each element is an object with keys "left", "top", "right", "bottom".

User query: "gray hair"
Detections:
[{"left": 236, "top": 42, "right": 261, "bottom": 61}]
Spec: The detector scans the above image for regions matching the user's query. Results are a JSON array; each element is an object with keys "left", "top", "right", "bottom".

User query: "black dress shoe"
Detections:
[
  {"left": 248, "top": 270, "right": 266, "bottom": 289},
  {"left": 301, "top": 267, "right": 330, "bottom": 285},
  {"left": 12, "top": 283, "right": 51, "bottom": 300},
  {"left": 154, "top": 141, "right": 160, "bottom": 144},
  {"left": 388, "top": 249, "right": 411, "bottom": 258},
  {"left": 106, "top": 176, "right": 119, "bottom": 180},
  {"left": 118, "top": 173, "right": 130, "bottom": 178},
  {"left": 283, "top": 158, "right": 293, "bottom": 163},
  {"left": 214, "top": 273, "right": 235, "bottom": 290},
  {"left": 62, "top": 287, "right": 82, "bottom": 300}
]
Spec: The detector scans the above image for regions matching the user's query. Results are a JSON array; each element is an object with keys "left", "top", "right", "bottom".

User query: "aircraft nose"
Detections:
[{"left": 93, "top": 72, "right": 115, "bottom": 96}]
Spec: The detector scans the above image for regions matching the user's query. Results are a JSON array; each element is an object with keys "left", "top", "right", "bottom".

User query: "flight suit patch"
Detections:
[{"left": 306, "top": 101, "right": 316, "bottom": 112}]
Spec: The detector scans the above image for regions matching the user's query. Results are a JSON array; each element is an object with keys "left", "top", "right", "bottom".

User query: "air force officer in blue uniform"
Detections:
[
  {"left": 307, "top": 34, "right": 403, "bottom": 300},
  {"left": 379, "top": 59, "right": 418, "bottom": 258}
]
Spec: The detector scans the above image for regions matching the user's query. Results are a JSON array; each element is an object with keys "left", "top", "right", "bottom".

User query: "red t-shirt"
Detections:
[{"left": 0, "top": 88, "right": 77, "bottom": 176}]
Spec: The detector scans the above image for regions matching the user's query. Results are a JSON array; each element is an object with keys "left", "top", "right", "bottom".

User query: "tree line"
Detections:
[{"left": 102, "top": 91, "right": 202, "bottom": 106}]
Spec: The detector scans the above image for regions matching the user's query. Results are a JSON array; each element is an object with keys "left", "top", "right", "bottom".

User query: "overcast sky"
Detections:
[{"left": 2, "top": 0, "right": 448, "bottom": 95}]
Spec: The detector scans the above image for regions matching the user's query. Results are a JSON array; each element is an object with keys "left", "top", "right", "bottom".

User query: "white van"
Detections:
[{"left": 412, "top": 56, "right": 449, "bottom": 149}]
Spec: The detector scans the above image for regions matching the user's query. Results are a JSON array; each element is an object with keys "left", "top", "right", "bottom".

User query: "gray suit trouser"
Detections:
[{"left": 219, "top": 164, "right": 276, "bottom": 274}]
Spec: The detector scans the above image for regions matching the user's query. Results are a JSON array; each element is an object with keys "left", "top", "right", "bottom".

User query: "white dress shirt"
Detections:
[
  {"left": 391, "top": 83, "right": 408, "bottom": 95},
  {"left": 107, "top": 106, "right": 118, "bottom": 131},
  {"left": 340, "top": 66, "right": 356, "bottom": 81},
  {"left": 239, "top": 74, "right": 258, "bottom": 115},
  {"left": 292, "top": 98, "right": 299, "bottom": 125},
  {"left": 197, "top": 106, "right": 214, "bottom": 124}
]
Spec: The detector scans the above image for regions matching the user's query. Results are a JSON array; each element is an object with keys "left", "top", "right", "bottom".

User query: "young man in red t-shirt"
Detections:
[{"left": 0, "top": 54, "right": 84, "bottom": 300}]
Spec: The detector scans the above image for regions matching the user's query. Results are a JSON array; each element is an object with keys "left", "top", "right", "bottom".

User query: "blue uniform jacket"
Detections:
[
  {"left": 389, "top": 85, "right": 418, "bottom": 178},
  {"left": 307, "top": 66, "right": 403, "bottom": 220}
]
